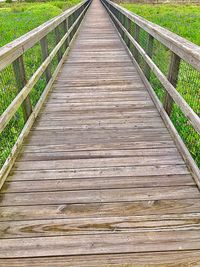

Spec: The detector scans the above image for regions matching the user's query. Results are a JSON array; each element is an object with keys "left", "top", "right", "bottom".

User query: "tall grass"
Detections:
[
  {"left": 0, "top": 0, "right": 80, "bottom": 47},
  {"left": 121, "top": 3, "right": 200, "bottom": 45}
]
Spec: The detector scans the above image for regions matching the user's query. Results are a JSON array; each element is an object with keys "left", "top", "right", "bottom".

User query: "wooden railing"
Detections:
[
  {"left": 101, "top": 0, "right": 200, "bottom": 183},
  {"left": 0, "top": 0, "right": 91, "bottom": 188}
]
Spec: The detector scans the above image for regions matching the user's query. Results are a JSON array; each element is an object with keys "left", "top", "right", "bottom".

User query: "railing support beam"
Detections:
[
  {"left": 144, "top": 34, "right": 154, "bottom": 80},
  {"left": 12, "top": 56, "right": 32, "bottom": 122},
  {"left": 55, "top": 27, "right": 62, "bottom": 62},
  {"left": 133, "top": 24, "right": 140, "bottom": 62},
  {"left": 63, "top": 18, "right": 69, "bottom": 50},
  {"left": 164, "top": 52, "right": 181, "bottom": 116},
  {"left": 40, "top": 36, "right": 52, "bottom": 83}
]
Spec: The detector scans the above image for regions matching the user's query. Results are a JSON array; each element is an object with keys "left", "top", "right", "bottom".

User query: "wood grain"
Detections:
[{"left": 1, "top": 251, "right": 200, "bottom": 267}]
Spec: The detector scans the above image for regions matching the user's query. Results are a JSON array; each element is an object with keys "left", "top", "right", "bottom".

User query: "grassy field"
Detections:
[
  {"left": 121, "top": 3, "right": 200, "bottom": 45},
  {"left": 121, "top": 3, "right": 200, "bottom": 166},
  {"left": 0, "top": 0, "right": 80, "bottom": 47}
]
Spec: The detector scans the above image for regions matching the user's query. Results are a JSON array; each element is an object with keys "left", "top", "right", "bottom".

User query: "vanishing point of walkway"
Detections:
[{"left": 1, "top": 0, "right": 200, "bottom": 265}]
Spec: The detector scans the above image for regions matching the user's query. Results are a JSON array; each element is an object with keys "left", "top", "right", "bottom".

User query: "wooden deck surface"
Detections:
[{"left": 1, "top": 0, "right": 200, "bottom": 265}]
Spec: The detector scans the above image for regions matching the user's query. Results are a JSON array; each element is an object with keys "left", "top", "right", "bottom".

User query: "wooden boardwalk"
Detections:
[{"left": 1, "top": 0, "right": 200, "bottom": 265}]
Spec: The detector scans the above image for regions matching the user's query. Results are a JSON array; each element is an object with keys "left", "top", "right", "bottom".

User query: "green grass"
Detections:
[
  {"left": 121, "top": 3, "right": 200, "bottom": 166},
  {"left": 121, "top": 3, "right": 200, "bottom": 45},
  {"left": 0, "top": 0, "right": 80, "bottom": 47}
]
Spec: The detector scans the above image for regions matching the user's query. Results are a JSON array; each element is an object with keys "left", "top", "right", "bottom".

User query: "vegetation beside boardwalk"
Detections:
[
  {"left": 121, "top": 3, "right": 200, "bottom": 45},
  {"left": 121, "top": 3, "right": 200, "bottom": 166},
  {"left": 0, "top": 0, "right": 80, "bottom": 47}
]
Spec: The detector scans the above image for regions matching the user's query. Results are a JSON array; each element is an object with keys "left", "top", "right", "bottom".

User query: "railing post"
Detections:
[
  {"left": 12, "top": 56, "right": 32, "bottom": 122},
  {"left": 163, "top": 52, "right": 181, "bottom": 115},
  {"left": 133, "top": 24, "right": 140, "bottom": 62},
  {"left": 69, "top": 14, "right": 74, "bottom": 40},
  {"left": 124, "top": 17, "right": 129, "bottom": 45},
  {"left": 62, "top": 18, "right": 69, "bottom": 50},
  {"left": 121, "top": 14, "right": 126, "bottom": 42},
  {"left": 71, "top": 13, "right": 75, "bottom": 36},
  {"left": 127, "top": 18, "right": 131, "bottom": 49},
  {"left": 40, "top": 36, "right": 51, "bottom": 83},
  {"left": 144, "top": 34, "right": 154, "bottom": 80},
  {"left": 55, "top": 26, "right": 62, "bottom": 62}
]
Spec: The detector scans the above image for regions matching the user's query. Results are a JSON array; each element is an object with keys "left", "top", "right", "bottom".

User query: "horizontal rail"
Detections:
[
  {"left": 104, "top": 0, "right": 200, "bottom": 71},
  {"left": 0, "top": 0, "right": 88, "bottom": 71},
  {"left": 0, "top": 3, "right": 89, "bottom": 134},
  {"left": 103, "top": 5, "right": 200, "bottom": 135}
]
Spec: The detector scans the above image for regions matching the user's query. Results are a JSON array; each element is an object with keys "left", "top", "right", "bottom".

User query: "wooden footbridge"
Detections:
[{"left": 0, "top": 0, "right": 200, "bottom": 265}]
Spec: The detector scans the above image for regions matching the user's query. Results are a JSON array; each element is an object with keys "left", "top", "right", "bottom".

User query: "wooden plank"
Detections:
[
  {"left": 2, "top": 230, "right": 200, "bottom": 258},
  {"left": 12, "top": 156, "right": 184, "bottom": 171},
  {"left": 33, "top": 123, "right": 165, "bottom": 131},
  {"left": 2, "top": 174, "right": 194, "bottom": 193},
  {"left": 8, "top": 165, "right": 190, "bottom": 181},
  {"left": 1, "top": 214, "right": 200, "bottom": 239},
  {"left": 21, "top": 140, "right": 176, "bottom": 153},
  {"left": 0, "top": 186, "right": 199, "bottom": 206},
  {"left": 37, "top": 110, "right": 160, "bottom": 120},
  {"left": 17, "top": 147, "right": 179, "bottom": 161},
  {"left": 1, "top": 199, "right": 200, "bottom": 222},
  {"left": 1, "top": 251, "right": 200, "bottom": 266}
]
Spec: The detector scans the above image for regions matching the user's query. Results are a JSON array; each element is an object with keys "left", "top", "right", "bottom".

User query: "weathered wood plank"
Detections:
[
  {"left": 2, "top": 230, "right": 200, "bottom": 258},
  {"left": 12, "top": 156, "right": 184, "bottom": 171},
  {"left": 1, "top": 200, "right": 200, "bottom": 222},
  {"left": 1, "top": 251, "right": 200, "bottom": 266},
  {"left": 1, "top": 215, "right": 200, "bottom": 239},
  {"left": 17, "top": 147, "right": 179, "bottom": 161},
  {"left": 21, "top": 140, "right": 176, "bottom": 153},
  {"left": 0, "top": 186, "right": 199, "bottom": 206},
  {"left": 2, "top": 174, "right": 194, "bottom": 193},
  {"left": 8, "top": 165, "right": 190, "bottom": 181}
]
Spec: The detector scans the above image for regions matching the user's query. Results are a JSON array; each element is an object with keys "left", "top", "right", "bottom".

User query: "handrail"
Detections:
[
  {"left": 104, "top": 0, "right": 200, "bottom": 71},
  {"left": 103, "top": 6, "right": 200, "bottom": 135},
  {"left": 0, "top": 5, "right": 88, "bottom": 134},
  {"left": 0, "top": 1, "right": 88, "bottom": 71},
  {"left": 101, "top": 0, "right": 200, "bottom": 182}
]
